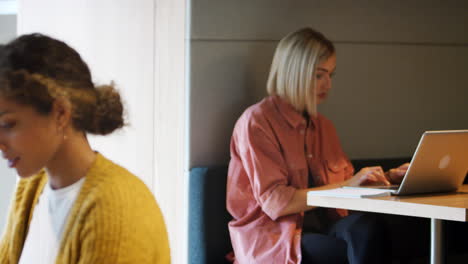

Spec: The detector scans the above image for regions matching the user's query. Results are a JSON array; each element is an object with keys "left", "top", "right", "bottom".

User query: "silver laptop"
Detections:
[{"left": 355, "top": 130, "right": 468, "bottom": 196}]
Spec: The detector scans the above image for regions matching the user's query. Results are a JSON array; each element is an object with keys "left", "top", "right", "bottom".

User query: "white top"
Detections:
[{"left": 19, "top": 177, "right": 86, "bottom": 264}]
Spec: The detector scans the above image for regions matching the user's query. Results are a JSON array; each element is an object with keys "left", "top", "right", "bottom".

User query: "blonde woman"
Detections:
[
  {"left": 0, "top": 34, "right": 170, "bottom": 263},
  {"left": 226, "top": 28, "right": 407, "bottom": 264}
]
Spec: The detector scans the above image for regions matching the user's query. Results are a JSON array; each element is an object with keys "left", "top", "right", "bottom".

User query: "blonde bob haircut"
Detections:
[{"left": 267, "top": 27, "right": 335, "bottom": 116}]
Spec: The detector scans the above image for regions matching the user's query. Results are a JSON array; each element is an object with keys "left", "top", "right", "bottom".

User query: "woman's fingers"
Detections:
[
  {"left": 398, "top": 163, "right": 410, "bottom": 169},
  {"left": 364, "top": 171, "right": 390, "bottom": 186},
  {"left": 356, "top": 166, "right": 390, "bottom": 186},
  {"left": 360, "top": 174, "right": 378, "bottom": 185},
  {"left": 390, "top": 168, "right": 406, "bottom": 177},
  {"left": 366, "top": 166, "right": 385, "bottom": 176},
  {"left": 371, "top": 171, "right": 390, "bottom": 186},
  {"left": 387, "top": 167, "right": 407, "bottom": 184}
]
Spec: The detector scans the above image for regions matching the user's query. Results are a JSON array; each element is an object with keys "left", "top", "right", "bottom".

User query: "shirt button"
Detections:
[
  {"left": 307, "top": 154, "right": 313, "bottom": 158},
  {"left": 300, "top": 130, "right": 305, "bottom": 135}
]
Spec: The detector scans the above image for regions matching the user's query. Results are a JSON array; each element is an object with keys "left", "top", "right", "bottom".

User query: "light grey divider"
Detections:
[
  {"left": 321, "top": 44, "right": 468, "bottom": 159},
  {"left": 191, "top": 0, "right": 468, "bottom": 44},
  {"left": 190, "top": 41, "right": 275, "bottom": 167},
  {"left": 189, "top": 1, "right": 468, "bottom": 167},
  {"left": 0, "top": 163, "right": 16, "bottom": 233},
  {"left": 0, "top": 15, "right": 16, "bottom": 43},
  {"left": 0, "top": 14, "right": 17, "bottom": 233}
]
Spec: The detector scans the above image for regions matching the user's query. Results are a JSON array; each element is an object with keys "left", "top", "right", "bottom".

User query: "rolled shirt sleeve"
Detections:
[{"left": 233, "top": 111, "right": 296, "bottom": 220}]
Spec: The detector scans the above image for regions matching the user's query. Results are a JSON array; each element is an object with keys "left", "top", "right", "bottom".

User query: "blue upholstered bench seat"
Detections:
[{"left": 189, "top": 166, "right": 231, "bottom": 264}]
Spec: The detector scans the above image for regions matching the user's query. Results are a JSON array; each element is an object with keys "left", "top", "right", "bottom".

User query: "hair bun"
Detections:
[{"left": 88, "top": 84, "right": 124, "bottom": 135}]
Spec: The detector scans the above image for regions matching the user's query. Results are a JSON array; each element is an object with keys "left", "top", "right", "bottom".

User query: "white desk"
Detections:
[{"left": 307, "top": 185, "right": 468, "bottom": 264}]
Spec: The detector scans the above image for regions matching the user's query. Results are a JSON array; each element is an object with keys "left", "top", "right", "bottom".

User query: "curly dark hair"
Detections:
[{"left": 0, "top": 33, "right": 124, "bottom": 135}]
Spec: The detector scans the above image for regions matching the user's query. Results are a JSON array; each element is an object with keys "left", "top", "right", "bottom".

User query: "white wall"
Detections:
[
  {"left": 0, "top": 14, "right": 17, "bottom": 235},
  {"left": 18, "top": 1, "right": 156, "bottom": 187},
  {"left": 0, "top": 1, "right": 17, "bottom": 16},
  {"left": 189, "top": 0, "right": 468, "bottom": 167}
]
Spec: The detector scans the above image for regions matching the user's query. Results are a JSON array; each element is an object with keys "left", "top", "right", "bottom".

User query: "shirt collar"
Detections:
[{"left": 271, "top": 95, "right": 317, "bottom": 129}]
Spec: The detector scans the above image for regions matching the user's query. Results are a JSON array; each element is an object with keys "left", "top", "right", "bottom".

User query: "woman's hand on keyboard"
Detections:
[
  {"left": 385, "top": 163, "right": 410, "bottom": 184},
  {"left": 345, "top": 166, "right": 391, "bottom": 187}
]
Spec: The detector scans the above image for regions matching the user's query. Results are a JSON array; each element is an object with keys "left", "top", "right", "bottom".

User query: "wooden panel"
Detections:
[
  {"left": 154, "top": 1, "right": 188, "bottom": 263},
  {"left": 191, "top": 0, "right": 468, "bottom": 44}
]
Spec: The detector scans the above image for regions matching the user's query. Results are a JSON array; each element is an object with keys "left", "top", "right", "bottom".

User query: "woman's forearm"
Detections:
[{"left": 277, "top": 182, "right": 346, "bottom": 217}]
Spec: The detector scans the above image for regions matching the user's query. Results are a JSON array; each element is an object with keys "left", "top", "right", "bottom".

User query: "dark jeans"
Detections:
[{"left": 301, "top": 212, "right": 389, "bottom": 264}]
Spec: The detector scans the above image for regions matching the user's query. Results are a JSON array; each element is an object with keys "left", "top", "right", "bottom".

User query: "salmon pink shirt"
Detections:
[{"left": 227, "top": 96, "right": 354, "bottom": 264}]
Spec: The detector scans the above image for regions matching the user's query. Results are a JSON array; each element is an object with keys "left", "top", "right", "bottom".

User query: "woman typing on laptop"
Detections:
[{"left": 226, "top": 28, "right": 408, "bottom": 264}]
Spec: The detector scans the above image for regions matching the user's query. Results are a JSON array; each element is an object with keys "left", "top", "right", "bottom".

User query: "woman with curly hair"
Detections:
[{"left": 0, "top": 33, "right": 170, "bottom": 264}]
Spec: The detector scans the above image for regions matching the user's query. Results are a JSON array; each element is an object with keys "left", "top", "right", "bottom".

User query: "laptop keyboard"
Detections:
[{"left": 368, "top": 185, "right": 399, "bottom": 190}]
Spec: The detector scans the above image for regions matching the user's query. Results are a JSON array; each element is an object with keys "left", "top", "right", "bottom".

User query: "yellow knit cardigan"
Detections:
[{"left": 0, "top": 153, "right": 170, "bottom": 264}]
